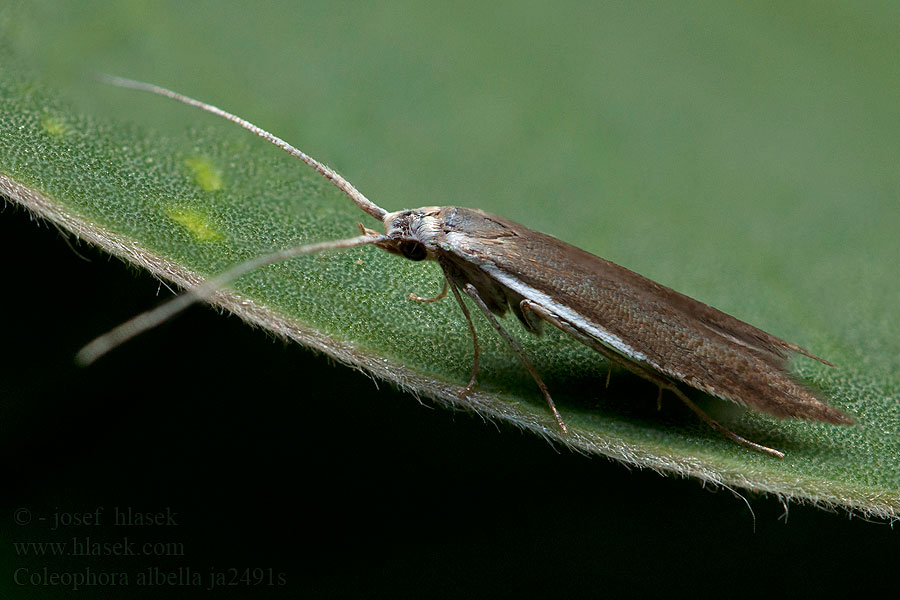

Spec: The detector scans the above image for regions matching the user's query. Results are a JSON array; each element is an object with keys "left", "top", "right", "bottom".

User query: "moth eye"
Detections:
[{"left": 399, "top": 240, "right": 428, "bottom": 261}]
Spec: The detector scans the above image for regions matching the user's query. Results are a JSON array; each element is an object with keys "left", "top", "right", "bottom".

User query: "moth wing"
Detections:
[{"left": 439, "top": 207, "right": 850, "bottom": 424}]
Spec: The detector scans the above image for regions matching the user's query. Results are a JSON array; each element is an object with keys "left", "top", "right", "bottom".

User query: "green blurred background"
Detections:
[{"left": 1, "top": 1, "right": 898, "bottom": 596}]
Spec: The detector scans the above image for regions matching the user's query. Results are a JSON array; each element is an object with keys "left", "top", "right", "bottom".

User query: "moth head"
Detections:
[{"left": 364, "top": 207, "right": 444, "bottom": 261}]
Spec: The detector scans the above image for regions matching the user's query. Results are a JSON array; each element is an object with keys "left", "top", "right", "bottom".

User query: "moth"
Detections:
[{"left": 81, "top": 76, "right": 853, "bottom": 458}]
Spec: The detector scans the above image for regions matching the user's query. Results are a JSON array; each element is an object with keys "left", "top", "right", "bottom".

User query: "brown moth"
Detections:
[{"left": 80, "top": 76, "right": 853, "bottom": 458}]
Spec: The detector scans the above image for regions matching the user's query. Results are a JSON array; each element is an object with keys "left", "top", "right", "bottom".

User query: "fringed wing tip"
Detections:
[
  {"left": 787, "top": 342, "right": 836, "bottom": 368},
  {"left": 817, "top": 404, "right": 855, "bottom": 426},
  {"left": 785, "top": 374, "right": 854, "bottom": 426},
  {"left": 787, "top": 347, "right": 851, "bottom": 423}
]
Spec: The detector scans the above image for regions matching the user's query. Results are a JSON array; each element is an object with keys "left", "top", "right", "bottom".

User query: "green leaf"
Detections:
[{"left": 2, "top": 1, "right": 898, "bottom": 519}]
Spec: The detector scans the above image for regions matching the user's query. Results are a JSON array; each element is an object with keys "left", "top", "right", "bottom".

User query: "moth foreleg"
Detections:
[
  {"left": 409, "top": 279, "right": 448, "bottom": 303},
  {"left": 462, "top": 285, "right": 567, "bottom": 434}
]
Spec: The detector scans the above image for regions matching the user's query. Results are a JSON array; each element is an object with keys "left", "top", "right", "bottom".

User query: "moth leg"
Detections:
[
  {"left": 666, "top": 390, "right": 785, "bottom": 459},
  {"left": 409, "top": 279, "right": 448, "bottom": 303},
  {"left": 447, "top": 280, "right": 480, "bottom": 395},
  {"left": 463, "top": 285, "right": 567, "bottom": 434},
  {"left": 519, "top": 300, "right": 785, "bottom": 458}
]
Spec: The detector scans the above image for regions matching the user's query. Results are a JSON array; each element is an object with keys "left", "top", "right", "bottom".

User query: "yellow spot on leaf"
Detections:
[
  {"left": 183, "top": 156, "right": 224, "bottom": 191},
  {"left": 41, "top": 115, "right": 68, "bottom": 138},
  {"left": 165, "top": 206, "right": 224, "bottom": 242}
]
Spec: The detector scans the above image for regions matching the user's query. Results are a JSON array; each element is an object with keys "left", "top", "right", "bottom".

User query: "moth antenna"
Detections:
[
  {"left": 76, "top": 234, "right": 388, "bottom": 366},
  {"left": 97, "top": 74, "right": 388, "bottom": 222}
]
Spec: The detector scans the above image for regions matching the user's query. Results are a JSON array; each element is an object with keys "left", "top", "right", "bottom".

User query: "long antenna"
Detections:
[
  {"left": 98, "top": 74, "right": 389, "bottom": 222},
  {"left": 76, "top": 234, "right": 389, "bottom": 365}
]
